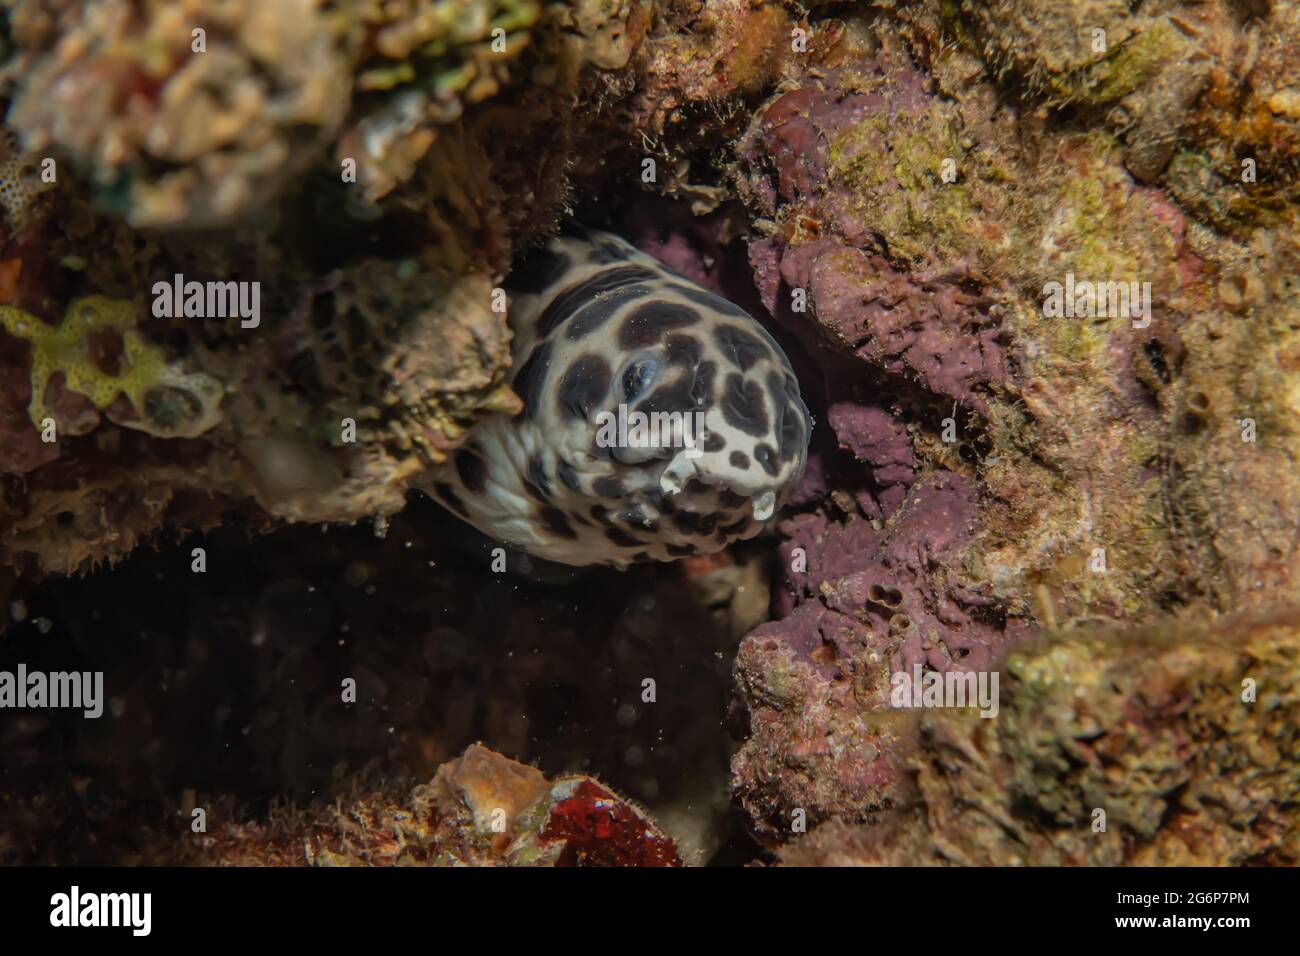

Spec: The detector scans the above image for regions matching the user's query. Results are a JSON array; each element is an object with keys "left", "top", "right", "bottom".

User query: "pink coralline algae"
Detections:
[
  {"left": 739, "top": 59, "right": 1010, "bottom": 415},
  {"left": 760, "top": 238, "right": 1008, "bottom": 415},
  {"left": 738, "top": 70, "right": 936, "bottom": 241},
  {"left": 820, "top": 400, "right": 916, "bottom": 518},
  {"left": 781, "top": 473, "right": 1005, "bottom": 666},
  {"left": 723, "top": 48, "right": 1036, "bottom": 841},
  {"left": 734, "top": 470, "right": 1026, "bottom": 839}
]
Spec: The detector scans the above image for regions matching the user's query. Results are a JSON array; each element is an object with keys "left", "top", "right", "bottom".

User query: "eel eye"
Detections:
[{"left": 621, "top": 357, "right": 659, "bottom": 402}]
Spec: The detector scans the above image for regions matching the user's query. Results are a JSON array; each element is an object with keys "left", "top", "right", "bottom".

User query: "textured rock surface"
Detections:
[
  {"left": 2, "top": 0, "right": 1298, "bottom": 866},
  {"left": 778, "top": 610, "right": 1300, "bottom": 866},
  {"left": 724, "top": 3, "right": 1300, "bottom": 857}
]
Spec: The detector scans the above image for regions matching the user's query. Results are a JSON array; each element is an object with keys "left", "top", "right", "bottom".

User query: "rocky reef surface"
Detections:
[{"left": 1, "top": 0, "right": 1297, "bottom": 865}]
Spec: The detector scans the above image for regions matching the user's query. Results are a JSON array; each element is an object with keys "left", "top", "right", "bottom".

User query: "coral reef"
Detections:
[
  {"left": 778, "top": 609, "right": 1300, "bottom": 866},
  {"left": 0, "top": 130, "right": 55, "bottom": 229},
  {"left": 732, "top": 471, "right": 1027, "bottom": 839},
  {"left": 0, "top": 0, "right": 665, "bottom": 573},
  {"left": 339, "top": 0, "right": 547, "bottom": 203},
  {"left": 1, "top": 0, "right": 1298, "bottom": 867},
  {"left": 726, "top": 2, "right": 1300, "bottom": 855},
  {"left": 4, "top": 0, "right": 354, "bottom": 229}
]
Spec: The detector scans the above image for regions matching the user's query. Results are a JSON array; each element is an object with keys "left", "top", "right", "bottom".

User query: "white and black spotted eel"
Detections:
[{"left": 422, "top": 226, "right": 812, "bottom": 568}]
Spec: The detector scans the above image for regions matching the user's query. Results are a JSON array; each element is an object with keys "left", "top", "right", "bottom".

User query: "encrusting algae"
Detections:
[{"left": 0, "top": 295, "right": 223, "bottom": 439}]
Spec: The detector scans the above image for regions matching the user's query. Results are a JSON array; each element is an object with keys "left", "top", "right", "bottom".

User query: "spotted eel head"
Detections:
[{"left": 426, "top": 226, "right": 812, "bottom": 568}]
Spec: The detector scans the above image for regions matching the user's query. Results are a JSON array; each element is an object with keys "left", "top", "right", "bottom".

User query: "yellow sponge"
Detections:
[{"left": 0, "top": 295, "right": 224, "bottom": 438}]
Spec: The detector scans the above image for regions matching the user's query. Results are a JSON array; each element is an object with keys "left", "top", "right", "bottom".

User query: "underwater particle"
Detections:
[
  {"left": 422, "top": 227, "right": 813, "bottom": 567},
  {"left": 0, "top": 295, "right": 224, "bottom": 439}
]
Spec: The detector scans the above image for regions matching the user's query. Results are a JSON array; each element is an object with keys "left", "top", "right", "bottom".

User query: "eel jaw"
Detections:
[
  {"left": 658, "top": 448, "right": 779, "bottom": 521},
  {"left": 658, "top": 452, "right": 698, "bottom": 496}
]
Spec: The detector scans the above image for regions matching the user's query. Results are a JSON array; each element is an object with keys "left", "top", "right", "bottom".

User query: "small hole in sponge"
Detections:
[
  {"left": 143, "top": 386, "right": 203, "bottom": 432},
  {"left": 85, "top": 330, "right": 125, "bottom": 377},
  {"left": 868, "top": 582, "right": 903, "bottom": 609}
]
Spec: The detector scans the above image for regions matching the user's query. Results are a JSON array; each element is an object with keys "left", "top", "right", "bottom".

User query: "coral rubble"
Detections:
[{"left": 185, "top": 744, "right": 683, "bottom": 866}]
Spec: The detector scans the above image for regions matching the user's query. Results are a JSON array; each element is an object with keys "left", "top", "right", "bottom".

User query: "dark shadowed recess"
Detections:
[{"left": 0, "top": 494, "right": 769, "bottom": 865}]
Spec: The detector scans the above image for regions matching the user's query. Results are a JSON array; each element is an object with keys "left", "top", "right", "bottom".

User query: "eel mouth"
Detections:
[{"left": 656, "top": 450, "right": 778, "bottom": 521}]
